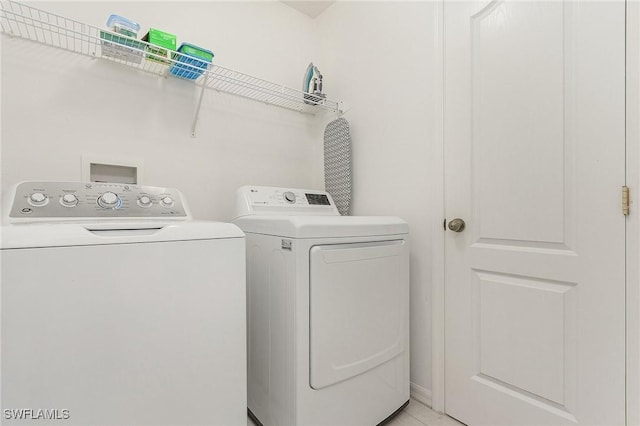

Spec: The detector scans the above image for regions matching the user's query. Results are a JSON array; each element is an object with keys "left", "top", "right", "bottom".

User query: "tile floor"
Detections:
[
  {"left": 247, "top": 398, "right": 464, "bottom": 426},
  {"left": 385, "top": 399, "right": 464, "bottom": 426}
]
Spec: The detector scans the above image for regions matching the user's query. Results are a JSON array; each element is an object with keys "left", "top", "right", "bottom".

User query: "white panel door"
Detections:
[{"left": 444, "top": 1, "right": 626, "bottom": 425}]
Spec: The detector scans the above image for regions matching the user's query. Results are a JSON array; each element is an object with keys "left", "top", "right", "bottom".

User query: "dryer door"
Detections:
[{"left": 309, "top": 239, "right": 408, "bottom": 390}]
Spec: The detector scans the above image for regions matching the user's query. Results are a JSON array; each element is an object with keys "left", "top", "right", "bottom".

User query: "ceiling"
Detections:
[{"left": 281, "top": 1, "right": 335, "bottom": 19}]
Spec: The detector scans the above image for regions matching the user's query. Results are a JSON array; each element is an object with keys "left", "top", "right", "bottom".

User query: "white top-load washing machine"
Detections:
[
  {"left": 1, "top": 181, "right": 246, "bottom": 426},
  {"left": 233, "top": 186, "right": 410, "bottom": 426}
]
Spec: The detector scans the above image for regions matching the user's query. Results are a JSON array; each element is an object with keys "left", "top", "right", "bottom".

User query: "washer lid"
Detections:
[
  {"left": 1, "top": 220, "right": 244, "bottom": 249},
  {"left": 233, "top": 215, "right": 408, "bottom": 239}
]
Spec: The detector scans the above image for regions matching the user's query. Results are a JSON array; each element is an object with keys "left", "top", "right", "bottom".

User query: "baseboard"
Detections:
[{"left": 410, "top": 382, "right": 432, "bottom": 408}]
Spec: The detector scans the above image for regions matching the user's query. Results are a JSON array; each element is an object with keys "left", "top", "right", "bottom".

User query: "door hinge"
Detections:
[{"left": 622, "top": 186, "right": 630, "bottom": 216}]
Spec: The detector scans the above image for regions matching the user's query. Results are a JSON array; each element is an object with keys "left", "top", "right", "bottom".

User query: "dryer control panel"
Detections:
[
  {"left": 8, "top": 181, "right": 188, "bottom": 220},
  {"left": 235, "top": 186, "right": 340, "bottom": 217}
]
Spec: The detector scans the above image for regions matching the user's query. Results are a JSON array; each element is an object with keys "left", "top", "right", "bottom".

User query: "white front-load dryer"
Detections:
[
  {"left": 233, "top": 186, "right": 409, "bottom": 426},
  {"left": 1, "top": 181, "right": 247, "bottom": 426}
]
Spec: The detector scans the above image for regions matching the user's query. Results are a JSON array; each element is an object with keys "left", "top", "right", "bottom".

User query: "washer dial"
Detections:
[
  {"left": 160, "top": 196, "right": 174, "bottom": 207},
  {"left": 60, "top": 193, "right": 79, "bottom": 207},
  {"left": 28, "top": 192, "right": 49, "bottom": 207},
  {"left": 137, "top": 195, "right": 153, "bottom": 208},
  {"left": 97, "top": 192, "right": 121, "bottom": 209}
]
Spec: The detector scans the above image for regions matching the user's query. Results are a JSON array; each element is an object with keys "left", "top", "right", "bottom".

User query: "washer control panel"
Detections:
[{"left": 9, "top": 181, "right": 188, "bottom": 219}]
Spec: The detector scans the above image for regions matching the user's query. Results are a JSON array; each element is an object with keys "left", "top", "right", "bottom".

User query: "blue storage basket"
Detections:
[{"left": 170, "top": 43, "right": 214, "bottom": 80}]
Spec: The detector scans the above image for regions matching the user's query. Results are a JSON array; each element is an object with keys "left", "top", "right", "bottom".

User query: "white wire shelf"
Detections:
[{"left": 0, "top": 0, "right": 343, "bottom": 115}]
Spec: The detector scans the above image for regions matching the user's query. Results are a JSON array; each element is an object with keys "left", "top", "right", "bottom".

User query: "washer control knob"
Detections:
[
  {"left": 138, "top": 195, "right": 152, "bottom": 208},
  {"left": 28, "top": 192, "right": 48, "bottom": 206},
  {"left": 160, "top": 196, "right": 174, "bottom": 207},
  {"left": 60, "top": 193, "right": 79, "bottom": 207},
  {"left": 98, "top": 192, "right": 120, "bottom": 209},
  {"left": 283, "top": 191, "right": 296, "bottom": 204}
]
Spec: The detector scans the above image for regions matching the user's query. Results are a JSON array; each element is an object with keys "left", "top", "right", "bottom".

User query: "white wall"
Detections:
[
  {"left": 314, "top": 2, "right": 441, "bottom": 403},
  {"left": 1, "top": 1, "right": 326, "bottom": 221}
]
